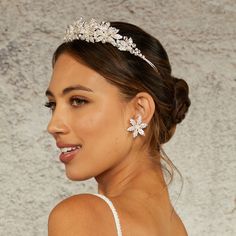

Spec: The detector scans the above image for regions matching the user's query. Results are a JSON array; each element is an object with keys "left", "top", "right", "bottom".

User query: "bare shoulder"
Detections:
[{"left": 48, "top": 193, "right": 116, "bottom": 236}]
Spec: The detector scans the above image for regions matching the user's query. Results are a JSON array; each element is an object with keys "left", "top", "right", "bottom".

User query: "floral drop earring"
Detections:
[{"left": 127, "top": 114, "right": 148, "bottom": 138}]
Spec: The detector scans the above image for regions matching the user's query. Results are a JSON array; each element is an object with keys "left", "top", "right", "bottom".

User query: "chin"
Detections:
[{"left": 65, "top": 166, "right": 94, "bottom": 181}]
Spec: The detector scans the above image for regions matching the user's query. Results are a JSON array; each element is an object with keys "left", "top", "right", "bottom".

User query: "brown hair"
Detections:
[{"left": 52, "top": 21, "right": 191, "bottom": 183}]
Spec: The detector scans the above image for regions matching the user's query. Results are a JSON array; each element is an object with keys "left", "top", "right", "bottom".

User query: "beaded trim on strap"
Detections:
[{"left": 92, "top": 193, "right": 123, "bottom": 236}]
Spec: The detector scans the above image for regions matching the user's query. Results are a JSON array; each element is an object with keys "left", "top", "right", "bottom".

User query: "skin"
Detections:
[{"left": 46, "top": 53, "right": 188, "bottom": 235}]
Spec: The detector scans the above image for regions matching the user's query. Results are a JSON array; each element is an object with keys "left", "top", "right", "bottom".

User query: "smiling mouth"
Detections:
[
  {"left": 59, "top": 145, "right": 82, "bottom": 164},
  {"left": 60, "top": 145, "right": 82, "bottom": 154}
]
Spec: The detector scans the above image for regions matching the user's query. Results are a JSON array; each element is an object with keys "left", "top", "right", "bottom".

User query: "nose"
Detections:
[{"left": 47, "top": 110, "right": 69, "bottom": 137}]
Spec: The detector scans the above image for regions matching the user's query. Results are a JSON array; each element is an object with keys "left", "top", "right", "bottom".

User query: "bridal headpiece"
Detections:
[{"left": 63, "top": 18, "right": 157, "bottom": 70}]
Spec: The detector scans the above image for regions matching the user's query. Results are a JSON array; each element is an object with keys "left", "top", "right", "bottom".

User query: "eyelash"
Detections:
[
  {"left": 44, "top": 97, "right": 88, "bottom": 111},
  {"left": 70, "top": 97, "right": 88, "bottom": 106},
  {"left": 44, "top": 101, "right": 56, "bottom": 111}
]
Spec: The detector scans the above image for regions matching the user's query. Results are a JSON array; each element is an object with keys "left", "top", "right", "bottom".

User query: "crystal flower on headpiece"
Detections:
[{"left": 63, "top": 18, "right": 157, "bottom": 69}]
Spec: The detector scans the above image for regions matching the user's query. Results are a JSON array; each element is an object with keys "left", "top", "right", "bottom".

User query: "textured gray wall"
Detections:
[{"left": 0, "top": 0, "right": 235, "bottom": 235}]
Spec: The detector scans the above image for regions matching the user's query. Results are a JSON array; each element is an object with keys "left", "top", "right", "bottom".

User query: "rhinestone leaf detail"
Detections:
[
  {"left": 127, "top": 115, "right": 148, "bottom": 138},
  {"left": 63, "top": 18, "right": 156, "bottom": 69}
]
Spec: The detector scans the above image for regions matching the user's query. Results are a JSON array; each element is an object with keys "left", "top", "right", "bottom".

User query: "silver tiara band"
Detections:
[{"left": 63, "top": 18, "right": 157, "bottom": 70}]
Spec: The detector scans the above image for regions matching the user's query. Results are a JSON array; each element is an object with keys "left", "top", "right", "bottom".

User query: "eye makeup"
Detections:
[
  {"left": 44, "top": 101, "right": 56, "bottom": 111},
  {"left": 44, "top": 96, "right": 89, "bottom": 111}
]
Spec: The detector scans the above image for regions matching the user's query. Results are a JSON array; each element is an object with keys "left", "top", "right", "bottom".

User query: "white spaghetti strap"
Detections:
[{"left": 91, "top": 193, "right": 123, "bottom": 236}]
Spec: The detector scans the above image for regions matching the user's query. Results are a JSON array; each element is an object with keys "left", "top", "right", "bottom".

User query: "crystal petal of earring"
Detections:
[{"left": 127, "top": 115, "right": 148, "bottom": 138}]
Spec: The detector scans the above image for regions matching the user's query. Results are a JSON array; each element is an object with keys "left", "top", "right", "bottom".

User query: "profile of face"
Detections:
[{"left": 45, "top": 53, "right": 138, "bottom": 180}]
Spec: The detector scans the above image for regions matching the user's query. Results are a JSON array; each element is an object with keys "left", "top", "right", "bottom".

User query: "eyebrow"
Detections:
[{"left": 45, "top": 84, "right": 94, "bottom": 97}]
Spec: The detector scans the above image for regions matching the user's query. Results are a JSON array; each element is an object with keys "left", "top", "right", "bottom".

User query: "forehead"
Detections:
[{"left": 48, "top": 53, "right": 120, "bottom": 96}]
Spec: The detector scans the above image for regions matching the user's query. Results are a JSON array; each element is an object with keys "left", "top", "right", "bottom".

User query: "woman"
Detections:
[{"left": 45, "top": 18, "right": 191, "bottom": 235}]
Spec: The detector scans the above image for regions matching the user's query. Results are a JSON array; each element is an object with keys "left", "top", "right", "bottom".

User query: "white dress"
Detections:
[{"left": 91, "top": 193, "right": 123, "bottom": 236}]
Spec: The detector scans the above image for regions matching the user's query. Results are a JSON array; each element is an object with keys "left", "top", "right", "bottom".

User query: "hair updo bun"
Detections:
[{"left": 172, "top": 77, "right": 191, "bottom": 125}]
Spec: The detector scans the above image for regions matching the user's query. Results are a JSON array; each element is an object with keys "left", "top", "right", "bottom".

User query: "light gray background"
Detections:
[{"left": 0, "top": 0, "right": 235, "bottom": 235}]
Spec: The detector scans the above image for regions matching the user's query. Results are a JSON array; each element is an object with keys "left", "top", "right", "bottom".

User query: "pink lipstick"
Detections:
[
  {"left": 56, "top": 143, "right": 82, "bottom": 164},
  {"left": 59, "top": 147, "right": 81, "bottom": 164}
]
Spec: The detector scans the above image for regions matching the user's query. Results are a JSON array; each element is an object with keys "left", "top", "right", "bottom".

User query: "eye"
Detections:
[
  {"left": 44, "top": 101, "right": 56, "bottom": 111},
  {"left": 70, "top": 97, "right": 88, "bottom": 107}
]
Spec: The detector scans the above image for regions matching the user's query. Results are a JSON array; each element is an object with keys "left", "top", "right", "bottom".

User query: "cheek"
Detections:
[{"left": 72, "top": 103, "right": 130, "bottom": 159}]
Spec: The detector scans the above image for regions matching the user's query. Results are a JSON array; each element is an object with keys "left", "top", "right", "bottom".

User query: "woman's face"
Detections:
[{"left": 45, "top": 53, "right": 133, "bottom": 180}]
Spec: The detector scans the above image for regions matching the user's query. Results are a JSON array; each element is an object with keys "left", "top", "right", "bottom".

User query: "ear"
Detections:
[{"left": 129, "top": 92, "right": 155, "bottom": 123}]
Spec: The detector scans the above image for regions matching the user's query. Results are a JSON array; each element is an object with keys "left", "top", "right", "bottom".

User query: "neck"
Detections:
[{"left": 95, "top": 151, "right": 165, "bottom": 198}]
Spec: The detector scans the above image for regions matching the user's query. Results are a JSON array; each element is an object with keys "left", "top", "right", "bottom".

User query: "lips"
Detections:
[
  {"left": 60, "top": 145, "right": 81, "bottom": 153},
  {"left": 56, "top": 142, "right": 82, "bottom": 164}
]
